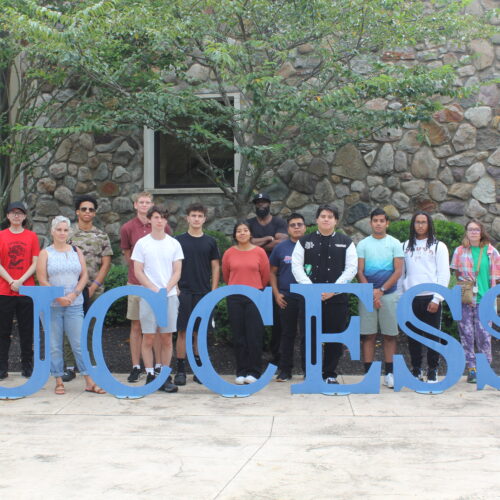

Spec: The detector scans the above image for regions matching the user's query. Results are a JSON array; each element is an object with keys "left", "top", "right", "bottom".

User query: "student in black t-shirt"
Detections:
[
  {"left": 174, "top": 203, "right": 220, "bottom": 385},
  {"left": 247, "top": 192, "right": 288, "bottom": 365}
]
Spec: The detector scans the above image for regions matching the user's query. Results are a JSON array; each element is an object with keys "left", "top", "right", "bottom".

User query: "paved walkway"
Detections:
[{"left": 1, "top": 374, "right": 499, "bottom": 499}]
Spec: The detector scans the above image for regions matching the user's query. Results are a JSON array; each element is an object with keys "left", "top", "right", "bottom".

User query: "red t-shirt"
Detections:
[
  {"left": 222, "top": 246, "right": 270, "bottom": 289},
  {"left": 120, "top": 217, "right": 172, "bottom": 284},
  {"left": 0, "top": 228, "right": 40, "bottom": 296}
]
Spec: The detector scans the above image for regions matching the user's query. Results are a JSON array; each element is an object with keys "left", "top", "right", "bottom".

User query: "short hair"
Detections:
[
  {"left": 186, "top": 203, "right": 207, "bottom": 216},
  {"left": 316, "top": 204, "right": 339, "bottom": 220},
  {"left": 146, "top": 205, "right": 169, "bottom": 220},
  {"left": 133, "top": 191, "right": 153, "bottom": 202},
  {"left": 463, "top": 219, "right": 491, "bottom": 248},
  {"left": 75, "top": 194, "right": 98, "bottom": 211},
  {"left": 370, "top": 208, "right": 388, "bottom": 221},
  {"left": 287, "top": 213, "right": 305, "bottom": 224},
  {"left": 232, "top": 221, "right": 252, "bottom": 240},
  {"left": 51, "top": 215, "right": 71, "bottom": 231}
]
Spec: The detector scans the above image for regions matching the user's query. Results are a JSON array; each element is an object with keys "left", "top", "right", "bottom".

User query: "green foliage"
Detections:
[
  {"left": 387, "top": 219, "right": 465, "bottom": 255},
  {"left": 204, "top": 229, "right": 232, "bottom": 258},
  {"left": 103, "top": 264, "right": 128, "bottom": 326}
]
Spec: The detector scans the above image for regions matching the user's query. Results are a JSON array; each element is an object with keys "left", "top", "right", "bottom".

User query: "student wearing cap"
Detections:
[
  {"left": 0, "top": 202, "right": 40, "bottom": 379},
  {"left": 247, "top": 193, "right": 288, "bottom": 366}
]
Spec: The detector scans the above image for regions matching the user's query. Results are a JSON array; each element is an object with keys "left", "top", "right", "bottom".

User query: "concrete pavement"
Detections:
[{"left": 1, "top": 373, "right": 499, "bottom": 499}]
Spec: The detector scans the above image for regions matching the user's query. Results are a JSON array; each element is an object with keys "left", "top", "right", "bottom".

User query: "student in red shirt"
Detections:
[
  {"left": 222, "top": 222, "right": 270, "bottom": 385},
  {"left": 0, "top": 202, "right": 40, "bottom": 379}
]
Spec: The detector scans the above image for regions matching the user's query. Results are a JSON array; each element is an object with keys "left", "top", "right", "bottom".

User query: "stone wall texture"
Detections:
[{"left": 24, "top": 19, "right": 499, "bottom": 247}]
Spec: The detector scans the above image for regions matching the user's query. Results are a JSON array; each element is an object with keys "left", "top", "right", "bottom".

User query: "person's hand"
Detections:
[
  {"left": 88, "top": 283, "right": 98, "bottom": 298},
  {"left": 275, "top": 293, "right": 287, "bottom": 309},
  {"left": 427, "top": 301, "right": 439, "bottom": 314},
  {"left": 373, "top": 289, "right": 384, "bottom": 301},
  {"left": 374, "top": 298, "right": 382, "bottom": 309},
  {"left": 10, "top": 279, "right": 22, "bottom": 293},
  {"left": 56, "top": 294, "right": 73, "bottom": 307},
  {"left": 321, "top": 292, "right": 335, "bottom": 301}
]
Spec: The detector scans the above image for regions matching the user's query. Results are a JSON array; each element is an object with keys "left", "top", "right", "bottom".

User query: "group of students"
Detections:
[{"left": 0, "top": 192, "right": 498, "bottom": 395}]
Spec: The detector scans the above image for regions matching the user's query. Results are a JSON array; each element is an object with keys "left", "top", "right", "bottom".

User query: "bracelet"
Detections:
[{"left": 93, "top": 279, "right": 102, "bottom": 287}]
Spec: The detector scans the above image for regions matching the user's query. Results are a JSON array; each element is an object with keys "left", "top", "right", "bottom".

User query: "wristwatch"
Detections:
[{"left": 380, "top": 286, "right": 386, "bottom": 293}]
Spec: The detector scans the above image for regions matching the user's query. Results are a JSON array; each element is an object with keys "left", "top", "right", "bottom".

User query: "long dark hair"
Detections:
[{"left": 406, "top": 211, "right": 437, "bottom": 253}]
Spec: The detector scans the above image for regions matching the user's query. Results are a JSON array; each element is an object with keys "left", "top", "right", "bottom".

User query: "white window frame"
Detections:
[{"left": 144, "top": 92, "right": 241, "bottom": 194}]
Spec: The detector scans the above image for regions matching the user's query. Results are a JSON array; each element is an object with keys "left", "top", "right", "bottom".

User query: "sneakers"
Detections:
[
  {"left": 127, "top": 367, "right": 142, "bottom": 383},
  {"left": 244, "top": 375, "right": 257, "bottom": 384},
  {"left": 467, "top": 368, "right": 477, "bottom": 384},
  {"left": 145, "top": 372, "right": 156, "bottom": 384},
  {"left": 384, "top": 373, "right": 394, "bottom": 388},
  {"left": 160, "top": 376, "right": 178, "bottom": 393},
  {"left": 325, "top": 377, "right": 338, "bottom": 384},
  {"left": 193, "top": 374, "right": 202, "bottom": 384},
  {"left": 174, "top": 372, "right": 187, "bottom": 386},
  {"left": 21, "top": 362, "right": 33, "bottom": 378},
  {"left": 0, "top": 369, "right": 8, "bottom": 380},
  {"left": 276, "top": 372, "right": 291, "bottom": 382},
  {"left": 427, "top": 369, "right": 438, "bottom": 383},
  {"left": 411, "top": 367, "right": 424, "bottom": 381},
  {"left": 61, "top": 368, "right": 76, "bottom": 382},
  {"left": 235, "top": 376, "right": 246, "bottom": 385},
  {"left": 154, "top": 366, "right": 162, "bottom": 377}
]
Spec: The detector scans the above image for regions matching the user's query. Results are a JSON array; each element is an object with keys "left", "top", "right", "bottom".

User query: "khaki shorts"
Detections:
[
  {"left": 126, "top": 283, "right": 141, "bottom": 321},
  {"left": 139, "top": 295, "right": 179, "bottom": 334},
  {"left": 359, "top": 291, "right": 399, "bottom": 336}
]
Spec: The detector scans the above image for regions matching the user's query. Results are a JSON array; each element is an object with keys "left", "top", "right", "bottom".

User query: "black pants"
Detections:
[
  {"left": 270, "top": 297, "right": 282, "bottom": 365},
  {"left": 321, "top": 300, "right": 349, "bottom": 379},
  {"left": 278, "top": 293, "right": 305, "bottom": 375},
  {"left": 406, "top": 295, "right": 442, "bottom": 371},
  {"left": 227, "top": 294, "right": 264, "bottom": 378},
  {"left": 0, "top": 295, "right": 34, "bottom": 371}
]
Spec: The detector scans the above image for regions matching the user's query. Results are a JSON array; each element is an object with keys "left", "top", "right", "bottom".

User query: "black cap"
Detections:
[
  {"left": 252, "top": 192, "right": 271, "bottom": 203},
  {"left": 7, "top": 201, "right": 27, "bottom": 214}
]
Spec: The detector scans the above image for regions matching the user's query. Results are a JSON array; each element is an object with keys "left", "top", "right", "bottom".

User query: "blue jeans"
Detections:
[{"left": 49, "top": 305, "right": 88, "bottom": 377}]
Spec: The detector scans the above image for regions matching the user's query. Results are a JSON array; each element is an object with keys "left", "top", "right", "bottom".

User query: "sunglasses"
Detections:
[
  {"left": 289, "top": 222, "right": 304, "bottom": 228},
  {"left": 79, "top": 207, "right": 96, "bottom": 213}
]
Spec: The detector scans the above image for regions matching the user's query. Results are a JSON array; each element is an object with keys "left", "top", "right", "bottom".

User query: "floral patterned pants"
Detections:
[{"left": 458, "top": 303, "right": 492, "bottom": 369}]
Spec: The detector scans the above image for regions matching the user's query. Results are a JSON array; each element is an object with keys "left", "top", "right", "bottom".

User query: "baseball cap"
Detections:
[
  {"left": 7, "top": 201, "right": 27, "bottom": 213},
  {"left": 252, "top": 192, "right": 271, "bottom": 203}
]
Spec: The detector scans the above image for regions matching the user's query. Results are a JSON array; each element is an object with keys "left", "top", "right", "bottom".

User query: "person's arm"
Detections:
[
  {"left": 0, "top": 263, "right": 14, "bottom": 287},
  {"left": 36, "top": 249, "right": 50, "bottom": 287},
  {"left": 65, "top": 248, "right": 88, "bottom": 306},
  {"left": 252, "top": 235, "right": 274, "bottom": 249},
  {"left": 432, "top": 242, "right": 451, "bottom": 304},
  {"left": 335, "top": 242, "right": 358, "bottom": 285},
  {"left": 123, "top": 248, "right": 132, "bottom": 266},
  {"left": 291, "top": 241, "right": 312, "bottom": 285},
  {"left": 270, "top": 265, "right": 287, "bottom": 309},
  {"left": 374, "top": 258, "right": 403, "bottom": 303},
  {"left": 9, "top": 255, "right": 38, "bottom": 293},
  {"left": 222, "top": 250, "right": 230, "bottom": 284},
  {"left": 210, "top": 259, "right": 220, "bottom": 291},
  {"left": 261, "top": 232, "right": 288, "bottom": 253},
  {"left": 166, "top": 259, "right": 182, "bottom": 293},
  {"left": 356, "top": 258, "right": 368, "bottom": 284},
  {"left": 88, "top": 255, "right": 112, "bottom": 298},
  {"left": 134, "top": 260, "right": 159, "bottom": 292}
]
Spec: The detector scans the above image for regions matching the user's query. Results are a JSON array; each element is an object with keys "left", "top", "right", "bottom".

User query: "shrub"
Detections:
[
  {"left": 103, "top": 264, "right": 128, "bottom": 326},
  {"left": 204, "top": 229, "right": 232, "bottom": 258}
]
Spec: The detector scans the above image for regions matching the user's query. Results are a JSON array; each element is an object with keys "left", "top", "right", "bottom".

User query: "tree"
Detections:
[{"left": 4, "top": 0, "right": 492, "bottom": 218}]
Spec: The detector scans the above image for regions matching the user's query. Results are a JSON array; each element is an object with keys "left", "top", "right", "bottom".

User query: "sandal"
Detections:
[
  {"left": 55, "top": 383, "right": 65, "bottom": 395},
  {"left": 85, "top": 384, "right": 106, "bottom": 395}
]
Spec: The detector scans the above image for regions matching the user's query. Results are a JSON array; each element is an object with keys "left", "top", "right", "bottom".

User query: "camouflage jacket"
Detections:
[{"left": 69, "top": 225, "right": 113, "bottom": 288}]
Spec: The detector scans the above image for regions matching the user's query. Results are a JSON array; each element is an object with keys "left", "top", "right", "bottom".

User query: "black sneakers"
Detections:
[
  {"left": 21, "top": 362, "right": 33, "bottom": 378},
  {"left": 0, "top": 369, "right": 8, "bottom": 380},
  {"left": 276, "top": 372, "right": 291, "bottom": 382},
  {"left": 193, "top": 374, "right": 202, "bottom": 384},
  {"left": 61, "top": 368, "right": 76, "bottom": 382},
  {"left": 127, "top": 367, "right": 142, "bottom": 383},
  {"left": 174, "top": 372, "right": 187, "bottom": 386},
  {"left": 160, "top": 376, "right": 178, "bottom": 393},
  {"left": 145, "top": 372, "right": 156, "bottom": 384}
]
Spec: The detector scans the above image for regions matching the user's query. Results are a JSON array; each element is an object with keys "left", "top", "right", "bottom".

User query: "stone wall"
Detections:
[{"left": 24, "top": 30, "right": 499, "bottom": 247}]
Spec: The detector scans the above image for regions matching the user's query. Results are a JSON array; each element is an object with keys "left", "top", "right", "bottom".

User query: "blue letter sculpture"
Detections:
[
  {"left": 290, "top": 283, "right": 381, "bottom": 395},
  {"left": 0, "top": 286, "right": 63, "bottom": 400},
  {"left": 81, "top": 285, "right": 170, "bottom": 398},
  {"left": 185, "top": 285, "right": 275, "bottom": 397},
  {"left": 395, "top": 284, "right": 464, "bottom": 394},
  {"left": 477, "top": 285, "right": 500, "bottom": 390}
]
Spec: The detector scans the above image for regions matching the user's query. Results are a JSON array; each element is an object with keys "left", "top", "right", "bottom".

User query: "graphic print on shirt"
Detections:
[{"left": 7, "top": 241, "right": 27, "bottom": 269}]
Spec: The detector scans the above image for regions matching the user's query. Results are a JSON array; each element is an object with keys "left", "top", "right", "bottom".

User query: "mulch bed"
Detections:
[{"left": 5, "top": 322, "right": 500, "bottom": 376}]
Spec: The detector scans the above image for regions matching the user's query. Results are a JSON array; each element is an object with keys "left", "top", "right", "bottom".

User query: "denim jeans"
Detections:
[{"left": 49, "top": 305, "right": 88, "bottom": 377}]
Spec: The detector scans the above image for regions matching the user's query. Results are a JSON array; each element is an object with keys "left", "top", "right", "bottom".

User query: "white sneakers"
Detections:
[
  {"left": 235, "top": 375, "right": 258, "bottom": 385},
  {"left": 235, "top": 376, "right": 246, "bottom": 385},
  {"left": 384, "top": 373, "right": 394, "bottom": 389}
]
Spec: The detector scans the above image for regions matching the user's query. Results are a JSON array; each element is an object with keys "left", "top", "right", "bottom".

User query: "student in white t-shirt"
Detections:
[{"left": 131, "top": 206, "right": 184, "bottom": 393}]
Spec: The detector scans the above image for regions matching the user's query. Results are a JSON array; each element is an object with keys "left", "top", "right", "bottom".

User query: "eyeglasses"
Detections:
[
  {"left": 9, "top": 211, "right": 25, "bottom": 217},
  {"left": 414, "top": 221, "right": 428, "bottom": 225},
  {"left": 467, "top": 228, "right": 480, "bottom": 233},
  {"left": 289, "top": 223, "right": 304, "bottom": 228},
  {"left": 79, "top": 207, "right": 96, "bottom": 213}
]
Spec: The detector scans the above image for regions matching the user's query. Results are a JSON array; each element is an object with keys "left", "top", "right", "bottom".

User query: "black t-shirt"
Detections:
[
  {"left": 247, "top": 216, "right": 287, "bottom": 240},
  {"left": 176, "top": 233, "right": 220, "bottom": 294}
]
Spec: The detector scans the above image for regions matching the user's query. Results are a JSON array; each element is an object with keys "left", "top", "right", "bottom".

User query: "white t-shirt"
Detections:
[{"left": 131, "top": 234, "right": 184, "bottom": 297}]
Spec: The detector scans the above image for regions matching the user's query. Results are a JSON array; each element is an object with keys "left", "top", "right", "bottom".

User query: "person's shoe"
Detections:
[
  {"left": 154, "top": 366, "right": 162, "bottom": 377},
  {"left": 427, "top": 369, "right": 438, "bottom": 383},
  {"left": 235, "top": 376, "right": 246, "bottom": 385},
  {"left": 174, "top": 372, "right": 187, "bottom": 386},
  {"left": 127, "top": 367, "right": 142, "bottom": 383},
  {"left": 0, "top": 369, "right": 8, "bottom": 380},
  {"left": 411, "top": 367, "right": 424, "bottom": 381},
  {"left": 467, "top": 368, "right": 477, "bottom": 384},
  {"left": 384, "top": 373, "right": 394, "bottom": 388},
  {"left": 276, "top": 372, "right": 291, "bottom": 382},
  {"left": 193, "top": 374, "right": 202, "bottom": 384},
  {"left": 145, "top": 372, "right": 156, "bottom": 384},
  {"left": 161, "top": 376, "right": 178, "bottom": 393},
  {"left": 325, "top": 377, "right": 338, "bottom": 384},
  {"left": 61, "top": 368, "right": 76, "bottom": 382},
  {"left": 244, "top": 375, "right": 257, "bottom": 384},
  {"left": 21, "top": 362, "right": 33, "bottom": 378}
]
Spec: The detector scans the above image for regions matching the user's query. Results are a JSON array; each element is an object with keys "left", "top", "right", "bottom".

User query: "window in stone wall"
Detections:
[{"left": 144, "top": 93, "right": 241, "bottom": 194}]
